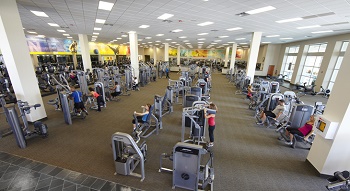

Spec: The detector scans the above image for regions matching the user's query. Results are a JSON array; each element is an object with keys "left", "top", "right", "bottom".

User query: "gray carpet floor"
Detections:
[{"left": 0, "top": 72, "right": 329, "bottom": 191}]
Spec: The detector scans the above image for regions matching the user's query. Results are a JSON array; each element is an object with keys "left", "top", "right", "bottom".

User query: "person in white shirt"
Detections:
[
  {"left": 257, "top": 99, "right": 285, "bottom": 126},
  {"left": 110, "top": 82, "right": 121, "bottom": 98}
]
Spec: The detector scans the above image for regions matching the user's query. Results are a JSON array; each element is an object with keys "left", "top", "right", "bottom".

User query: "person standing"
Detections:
[
  {"left": 165, "top": 67, "right": 170, "bottom": 78},
  {"left": 70, "top": 86, "right": 88, "bottom": 115},
  {"left": 88, "top": 87, "right": 105, "bottom": 112},
  {"left": 204, "top": 103, "right": 218, "bottom": 147}
]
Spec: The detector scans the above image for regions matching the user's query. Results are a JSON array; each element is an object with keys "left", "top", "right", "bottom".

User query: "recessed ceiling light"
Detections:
[
  {"left": 311, "top": 30, "right": 333, "bottom": 34},
  {"left": 214, "top": 40, "right": 222, "bottom": 42},
  {"left": 23, "top": 28, "right": 25, "bottom": 29},
  {"left": 246, "top": 6, "right": 276, "bottom": 15},
  {"left": 142, "top": 43, "right": 146, "bottom": 44},
  {"left": 155, "top": 40, "right": 161, "bottom": 42},
  {"left": 67, "top": 37, "right": 73, "bottom": 39},
  {"left": 226, "top": 27, "right": 242, "bottom": 31},
  {"left": 113, "top": 40, "right": 117, "bottom": 41},
  {"left": 155, "top": 44, "right": 159, "bottom": 45},
  {"left": 223, "top": 44, "right": 229, "bottom": 45},
  {"left": 185, "top": 43, "right": 191, "bottom": 44},
  {"left": 139, "top": 25, "right": 150, "bottom": 28},
  {"left": 63, "top": 34, "right": 70, "bottom": 36},
  {"left": 48, "top": 23, "right": 59, "bottom": 27},
  {"left": 94, "top": 27, "right": 102, "bottom": 31},
  {"left": 297, "top": 25, "right": 321, "bottom": 29},
  {"left": 197, "top": 21, "right": 214, "bottom": 26},
  {"left": 236, "top": 38, "right": 246, "bottom": 40},
  {"left": 198, "top": 42, "right": 204, "bottom": 43},
  {"left": 148, "top": 42, "right": 152, "bottom": 43},
  {"left": 156, "top": 34, "right": 164, "bottom": 36},
  {"left": 93, "top": 32, "right": 99, "bottom": 35},
  {"left": 92, "top": 36, "right": 97, "bottom": 38},
  {"left": 211, "top": 43, "right": 217, "bottom": 44},
  {"left": 280, "top": 37, "right": 293, "bottom": 40},
  {"left": 172, "top": 29, "right": 183, "bottom": 33},
  {"left": 37, "top": 35, "right": 45, "bottom": 38},
  {"left": 138, "top": 39, "right": 143, "bottom": 41},
  {"left": 117, "top": 37, "right": 122, "bottom": 39},
  {"left": 176, "top": 44, "right": 180, "bottom": 45},
  {"left": 157, "top": 13, "right": 174, "bottom": 20},
  {"left": 197, "top": 33, "right": 208, "bottom": 35},
  {"left": 179, "top": 36, "right": 187, "bottom": 38},
  {"left": 171, "top": 42, "right": 177, "bottom": 43},
  {"left": 96, "top": 19, "right": 106, "bottom": 24},
  {"left": 276, "top": 17, "right": 303, "bottom": 23},
  {"left": 121, "top": 35, "right": 128, "bottom": 37},
  {"left": 30, "top": 10, "right": 48, "bottom": 17},
  {"left": 145, "top": 37, "right": 152, "bottom": 39},
  {"left": 227, "top": 41, "right": 235, "bottom": 43},
  {"left": 165, "top": 39, "right": 172, "bottom": 41},
  {"left": 183, "top": 40, "right": 189, "bottom": 42},
  {"left": 197, "top": 38, "right": 206, "bottom": 40},
  {"left": 266, "top": 35, "right": 280, "bottom": 37},
  {"left": 98, "top": 1, "right": 114, "bottom": 11},
  {"left": 240, "top": 43, "right": 248, "bottom": 44},
  {"left": 57, "top": 30, "right": 66, "bottom": 32}
]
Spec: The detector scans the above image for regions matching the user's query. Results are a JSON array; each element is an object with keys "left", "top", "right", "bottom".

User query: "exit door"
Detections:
[{"left": 267, "top": 65, "right": 275, "bottom": 76}]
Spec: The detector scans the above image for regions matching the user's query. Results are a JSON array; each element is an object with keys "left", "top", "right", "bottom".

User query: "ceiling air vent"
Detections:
[
  {"left": 162, "top": 20, "right": 172, "bottom": 23},
  {"left": 104, "top": 23, "right": 113, "bottom": 26},
  {"left": 211, "top": 29, "right": 219, "bottom": 32},
  {"left": 236, "top": 12, "right": 249, "bottom": 17},
  {"left": 61, "top": 27, "right": 69, "bottom": 29}
]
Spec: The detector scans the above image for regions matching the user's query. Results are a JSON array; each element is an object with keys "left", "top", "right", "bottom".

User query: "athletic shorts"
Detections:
[
  {"left": 74, "top": 102, "right": 85, "bottom": 110},
  {"left": 264, "top": 111, "right": 276, "bottom": 118},
  {"left": 286, "top": 127, "right": 304, "bottom": 137}
]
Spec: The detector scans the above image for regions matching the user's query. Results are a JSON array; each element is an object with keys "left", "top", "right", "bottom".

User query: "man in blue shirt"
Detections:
[{"left": 70, "top": 86, "right": 88, "bottom": 115}]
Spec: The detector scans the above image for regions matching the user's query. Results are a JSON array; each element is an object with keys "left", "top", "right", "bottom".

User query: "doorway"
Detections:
[
  {"left": 144, "top": 55, "right": 150, "bottom": 62},
  {"left": 267, "top": 65, "right": 275, "bottom": 76}
]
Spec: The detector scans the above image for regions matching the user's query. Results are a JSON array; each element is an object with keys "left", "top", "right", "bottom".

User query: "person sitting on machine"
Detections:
[
  {"left": 110, "top": 82, "right": 121, "bottom": 98},
  {"left": 70, "top": 86, "right": 88, "bottom": 115},
  {"left": 256, "top": 99, "right": 285, "bottom": 126},
  {"left": 88, "top": 87, "right": 104, "bottom": 112},
  {"left": 132, "top": 104, "right": 151, "bottom": 132},
  {"left": 132, "top": 77, "right": 139, "bottom": 91},
  {"left": 282, "top": 115, "right": 315, "bottom": 145},
  {"left": 247, "top": 84, "right": 255, "bottom": 100}
]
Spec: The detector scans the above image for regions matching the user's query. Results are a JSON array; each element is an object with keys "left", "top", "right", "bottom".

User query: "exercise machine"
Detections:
[
  {"left": 111, "top": 132, "right": 147, "bottom": 181},
  {"left": 159, "top": 142, "right": 214, "bottom": 191},
  {"left": 326, "top": 171, "right": 350, "bottom": 191}
]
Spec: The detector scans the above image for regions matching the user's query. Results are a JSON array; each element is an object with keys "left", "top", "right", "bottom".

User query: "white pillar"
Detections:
[
  {"left": 230, "top": 44, "right": 238, "bottom": 71},
  {"left": 128, "top": 31, "right": 139, "bottom": 78},
  {"left": 177, "top": 46, "right": 180, "bottom": 66},
  {"left": 307, "top": 44, "right": 350, "bottom": 175},
  {"left": 246, "top": 32, "right": 262, "bottom": 83},
  {"left": 153, "top": 47, "right": 157, "bottom": 66},
  {"left": 0, "top": 0, "right": 46, "bottom": 121},
  {"left": 164, "top": 43, "right": 169, "bottom": 62},
  {"left": 224, "top": 47, "right": 230, "bottom": 67},
  {"left": 78, "top": 34, "right": 92, "bottom": 72}
]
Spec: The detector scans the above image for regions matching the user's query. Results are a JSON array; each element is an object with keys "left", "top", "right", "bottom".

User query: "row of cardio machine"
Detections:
[
  {"left": 111, "top": 69, "right": 215, "bottom": 190},
  {"left": 235, "top": 75, "right": 326, "bottom": 149}
]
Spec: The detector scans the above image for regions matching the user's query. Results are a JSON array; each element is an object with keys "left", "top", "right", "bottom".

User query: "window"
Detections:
[
  {"left": 300, "top": 43, "right": 327, "bottom": 85},
  {"left": 281, "top": 46, "right": 299, "bottom": 81},
  {"left": 327, "top": 41, "right": 348, "bottom": 90}
]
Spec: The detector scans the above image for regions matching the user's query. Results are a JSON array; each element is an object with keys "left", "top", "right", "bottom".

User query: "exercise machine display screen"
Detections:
[{"left": 316, "top": 120, "right": 326, "bottom": 132}]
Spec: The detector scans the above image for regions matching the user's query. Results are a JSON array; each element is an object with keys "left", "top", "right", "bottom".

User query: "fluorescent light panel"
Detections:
[
  {"left": 63, "top": 34, "right": 70, "bottom": 36},
  {"left": 30, "top": 10, "right": 48, "bottom": 17},
  {"left": 218, "top": 36, "right": 229, "bottom": 38},
  {"left": 236, "top": 38, "right": 245, "bottom": 40},
  {"left": 262, "top": 42, "right": 271, "bottom": 43},
  {"left": 179, "top": 36, "right": 187, "bottom": 39},
  {"left": 117, "top": 37, "right": 122, "bottom": 39},
  {"left": 297, "top": 25, "right": 321, "bottom": 29},
  {"left": 183, "top": 40, "right": 189, "bottom": 42},
  {"left": 37, "top": 35, "right": 45, "bottom": 38},
  {"left": 98, "top": 1, "right": 114, "bottom": 11},
  {"left": 57, "top": 30, "right": 66, "bottom": 32},
  {"left": 145, "top": 37, "right": 152, "bottom": 39},
  {"left": 276, "top": 17, "right": 303, "bottom": 23},
  {"left": 157, "top": 13, "right": 174, "bottom": 20},
  {"left": 94, "top": 27, "right": 102, "bottom": 31},
  {"left": 197, "top": 21, "right": 214, "bottom": 26},
  {"left": 311, "top": 30, "right": 333, "bottom": 34},
  {"left": 172, "top": 29, "right": 183, "bottom": 33},
  {"left": 280, "top": 37, "right": 293, "bottom": 40},
  {"left": 246, "top": 6, "right": 276, "bottom": 15},
  {"left": 226, "top": 27, "right": 242, "bottom": 31},
  {"left": 121, "top": 35, "right": 128, "bottom": 37},
  {"left": 93, "top": 32, "right": 99, "bottom": 35},
  {"left": 266, "top": 35, "right": 280, "bottom": 37},
  {"left": 48, "top": 23, "right": 59, "bottom": 27},
  {"left": 165, "top": 39, "right": 172, "bottom": 41},
  {"left": 96, "top": 19, "right": 106, "bottom": 24},
  {"left": 197, "top": 33, "right": 208, "bottom": 35},
  {"left": 139, "top": 25, "right": 150, "bottom": 28},
  {"left": 67, "top": 37, "right": 72, "bottom": 39},
  {"left": 156, "top": 34, "right": 164, "bottom": 36}
]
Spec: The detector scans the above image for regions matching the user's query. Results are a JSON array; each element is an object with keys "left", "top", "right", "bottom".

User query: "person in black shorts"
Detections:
[{"left": 257, "top": 99, "right": 285, "bottom": 125}]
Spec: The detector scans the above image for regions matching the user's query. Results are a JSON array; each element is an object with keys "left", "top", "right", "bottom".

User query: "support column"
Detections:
[
  {"left": 128, "top": 31, "right": 139, "bottom": 78},
  {"left": 230, "top": 43, "right": 237, "bottom": 71},
  {"left": 164, "top": 43, "right": 169, "bottom": 62},
  {"left": 0, "top": 0, "right": 46, "bottom": 121},
  {"left": 290, "top": 45, "right": 308, "bottom": 84},
  {"left": 78, "top": 34, "right": 92, "bottom": 72},
  {"left": 153, "top": 47, "right": 157, "bottom": 66},
  {"left": 177, "top": 46, "right": 180, "bottom": 66},
  {"left": 224, "top": 47, "right": 230, "bottom": 67},
  {"left": 307, "top": 44, "right": 350, "bottom": 175},
  {"left": 246, "top": 32, "right": 262, "bottom": 83}
]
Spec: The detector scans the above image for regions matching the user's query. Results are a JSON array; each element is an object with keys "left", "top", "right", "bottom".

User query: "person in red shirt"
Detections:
[
  {"left": 204, "top": 103, "right": 218, "bottom": 147},
  {"left": 284, "top": 115, "right": 315, "bottom": 145},
  {"left": 88, "top": 87, "right": 105, "bottom": 112}
]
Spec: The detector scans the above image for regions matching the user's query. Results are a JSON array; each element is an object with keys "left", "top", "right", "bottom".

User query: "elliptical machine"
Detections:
[{"left": 3, "top": 98, "right": 48, "bottom": 148}]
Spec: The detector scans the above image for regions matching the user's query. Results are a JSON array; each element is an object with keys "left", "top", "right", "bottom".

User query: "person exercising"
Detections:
[
  {"left": 257, "top": 99, "right": 285, "bottom": 126},
  {"left": 110, "top": 82, "right": 121, "bottom": 98},
  {"left": 283, "top": 115, "right": 315, "bottom": 145},
  {"left": 132, "top": 104, "right": 151, "bottom": 131},
  {"left": 70, "top": 86, "right": 88, "bottom": 115},
  {"left": 247, "top": 84, "right": 254, "bottom": 99},
  {"left": 204, "top": 103, "right": 218, "bottom": 147},
  {"left": 88, "top": 87, "right": 104, "bottom": 112}
]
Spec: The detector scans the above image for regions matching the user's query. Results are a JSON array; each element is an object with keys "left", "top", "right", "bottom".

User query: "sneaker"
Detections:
[
  {"left": 284, "top": 141, "right": 293, "bottom": 145},
  {"left": 256, "top": 122, "right": 264, "bottom": 126},
  {"left": 207, "top": 143, "right": 214, "bottom": 147},
  {"left": 96, "top": 110, "right": 101, "bottom": 112},
  {"left": 83, "top": 110, "right": 89, "bottom": 115}
]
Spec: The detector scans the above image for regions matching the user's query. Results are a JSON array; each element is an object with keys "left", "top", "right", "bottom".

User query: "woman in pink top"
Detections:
[
  {"left": 204, "top": 103, "right": 218, "bottom": 147},
  {"left": 284, "top": 115, "right": 315, "bottom": 145}
]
